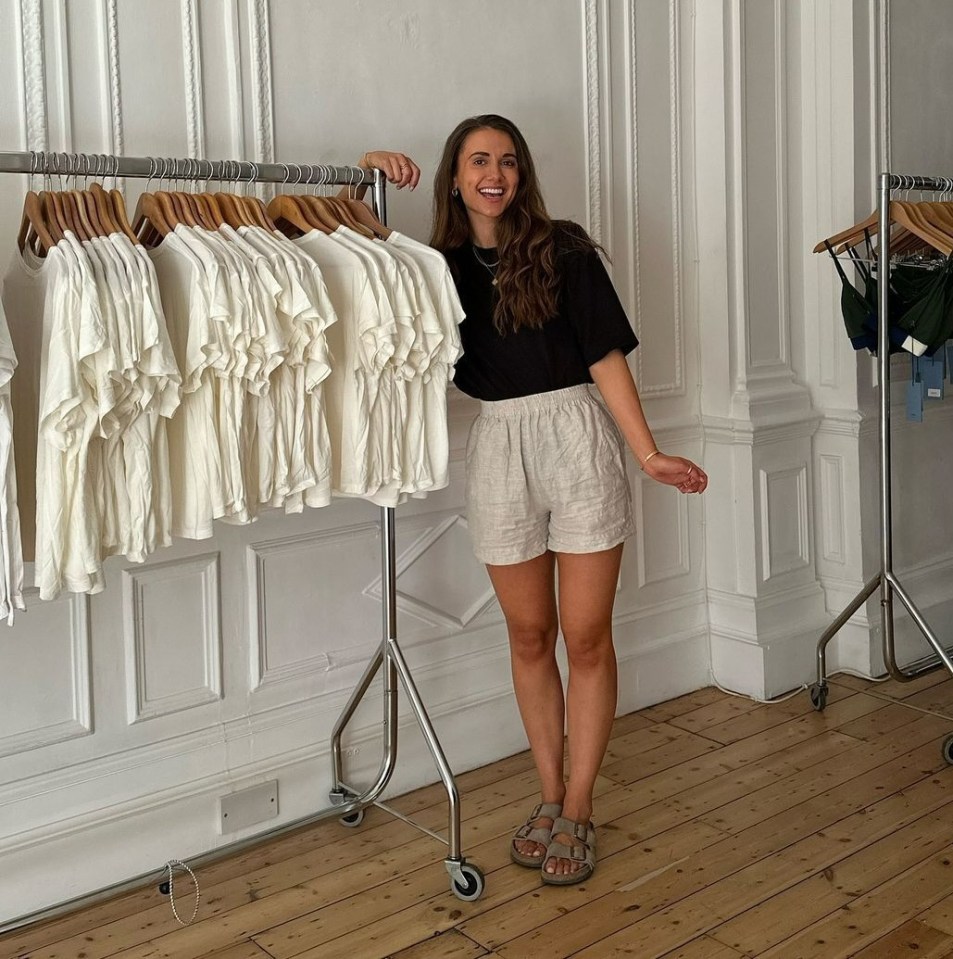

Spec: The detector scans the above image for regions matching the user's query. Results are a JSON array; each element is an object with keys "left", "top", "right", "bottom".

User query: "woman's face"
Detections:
[{"left": 452, "top": 127, "right": 520, "bottom": 239}]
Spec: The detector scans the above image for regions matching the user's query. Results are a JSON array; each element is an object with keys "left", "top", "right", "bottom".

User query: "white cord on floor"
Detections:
[
  {"left": 164, "top": 859, "right": 200, "bottom": 926},
  {"left": 825, "top": 667, "right": 889, "bottom": 683},
  {"left": 708, "top": 664, "right": 890, "bottom": 706},
  {"left": 708, "top": 671, "right": 808, "bottom": 705}
]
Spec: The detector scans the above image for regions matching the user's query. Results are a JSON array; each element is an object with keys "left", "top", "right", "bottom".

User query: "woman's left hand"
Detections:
[{"left": 642, "top": 453, "right": 708, "bottom": 494}]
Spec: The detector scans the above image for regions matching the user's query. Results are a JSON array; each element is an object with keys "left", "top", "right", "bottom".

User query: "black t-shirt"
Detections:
[{"left": 447, "top": 227, "right": 639, "bottom": 400}]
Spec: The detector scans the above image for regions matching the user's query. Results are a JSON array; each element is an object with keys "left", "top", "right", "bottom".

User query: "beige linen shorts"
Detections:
[{"left": 465, "top": 385, "right": 635, "bottom": 566}]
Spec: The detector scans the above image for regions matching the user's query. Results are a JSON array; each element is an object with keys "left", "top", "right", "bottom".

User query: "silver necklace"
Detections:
[{"left": 472, "top": 245, "right": 500, "bottom": 286}]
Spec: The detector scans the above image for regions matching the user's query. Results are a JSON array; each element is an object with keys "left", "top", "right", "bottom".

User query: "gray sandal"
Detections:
[
  {"left": 510, "top": 802, "right": 563, "bottom": 867},
  {"left": 541, "top": 816, "right": 596, "bottom": 885}
]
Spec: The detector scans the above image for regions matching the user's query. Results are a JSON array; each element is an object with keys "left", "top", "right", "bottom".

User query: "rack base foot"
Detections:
[
  {"left": 809, "top": 682, "right": 828, "bottom": 712},
  {"left": 446, "top": 859, "right": 485, "bottom": 901},
  {"left": 943, "top": 735, "right": 953, "bottom": 766}
]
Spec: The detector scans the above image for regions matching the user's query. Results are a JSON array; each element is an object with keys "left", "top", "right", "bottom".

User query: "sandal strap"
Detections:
[
  {"left": 512, "top": 802, "right": 562, "bottom": 851},
  {"left": 552, "top": 816, "right": 596, "bottom": 848},
  {"left": 514, "top": 823, "right": 553, "bottom": 845}
]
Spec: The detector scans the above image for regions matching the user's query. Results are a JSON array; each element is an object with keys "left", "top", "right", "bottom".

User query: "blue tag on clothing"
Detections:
[
  {"left": 921, "top": 352, "right": 946, "bottom": 400},
  {"left": 906, "top": 367, "right": 924, "bottom": 422}
]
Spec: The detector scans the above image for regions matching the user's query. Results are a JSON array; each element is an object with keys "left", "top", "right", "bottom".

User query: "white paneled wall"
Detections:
[{"left": 0, "top": 0, "right": 711, "bottom": 920}]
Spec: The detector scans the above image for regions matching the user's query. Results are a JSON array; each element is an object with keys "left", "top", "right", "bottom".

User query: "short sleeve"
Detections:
[{"left": 560, "top": 247, "right": 639, "bottom": 366}]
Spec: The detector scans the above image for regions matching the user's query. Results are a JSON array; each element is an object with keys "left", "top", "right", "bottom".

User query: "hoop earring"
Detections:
[{"left": 451, "top": 187, "right": 459, "bottom": 197}]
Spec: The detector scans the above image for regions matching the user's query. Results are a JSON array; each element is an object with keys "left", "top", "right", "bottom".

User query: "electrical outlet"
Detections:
[
  {"left": 219, "top": 780, "right": 279, "bottom": 834},
  {"left": 344, "top": 747, "right": 360, "bottom": 758}
]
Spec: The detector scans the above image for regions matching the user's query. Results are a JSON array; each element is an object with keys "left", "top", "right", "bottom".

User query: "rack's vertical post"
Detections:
[{"left": 877, "top": 173, "right": 896, "bottom": 669}]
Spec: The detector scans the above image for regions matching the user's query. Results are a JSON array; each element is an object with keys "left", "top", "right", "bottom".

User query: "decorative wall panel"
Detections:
[
  {"left": 122, "top": 554, "right": 222, "bottom": 723},
  {"left": 819, "top": 453, "right": 846, "bottom": 565},
  {"left": 247, "top": 524, "right": 383, "bottom": 689},
  {"left": 760, "top": 465, "right": 810, "bottom": 581},
  {"left": 0, "top": 592, "right": 90, "bottom": 758},
  {"left": 365, "top": 515, "right": 497, "bottom": 631},
  {"left": 636, "top": 472, "right": 691, "bottom": 587},
  {"left": 630, "top": 0, "right": 685, "bottom": 397}
]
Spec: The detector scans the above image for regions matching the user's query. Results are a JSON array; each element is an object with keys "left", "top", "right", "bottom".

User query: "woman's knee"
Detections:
[
  {"left": 563, "top": 626, "right": 614, "bottom": 670},
  {"left": 508, "top": 622, "right": 558, "bottom": 662}
]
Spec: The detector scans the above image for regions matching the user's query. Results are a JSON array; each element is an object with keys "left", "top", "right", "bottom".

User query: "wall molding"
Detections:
[
  {"left": 772, "top": 0, "right": 791, "bottom": 373},
  {"left": 17, "top": 0, "right": 47, "bottom": 157},
  {"left": 223, "top": 0, "right": 246, "bottom": 158},
  {"left": 248, "top": 0, "right": 275, "bottom": 166},
  {"left": 583, "top": 0, "right": 603, "bottom": 246},
  {"left": 0, "top": 593, "right": 91, "bottom": 760},
  {"left": 759, "top": 464, "right": 810, "bottom": 581},
  {"left": 180, "top": 0, "right": 206, "bottom": 159},
  {"left": 99, "top": 0, "right": 125, "bottom": 156},
  {"left": 363, "top": 514, "right": 497, "bottom": 632},
  {"left": 635, "top": 471, "right": 691, "bottom": 588},
  {"left": 665, "top": 0, "right": 685, "bottom": 397},
  {"left": 247, "top": 523, "right": 380, "bottom": 690},
  {"left": 624, "top": 0, "right": 641, "bottom": 349},
  {"left": 818, "top": 452, "right": 847, "bottom": 566},
  {"left": 122, "top": 554, "right": 223, "bottom": 724},
  {"left": 47, "top": 0, "right": 72, "bottom": 149}
]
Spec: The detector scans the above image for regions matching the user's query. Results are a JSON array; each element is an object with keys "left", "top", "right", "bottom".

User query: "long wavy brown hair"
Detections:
[{"left": 430, "top": 114, "right": 591, "bottom": 333}]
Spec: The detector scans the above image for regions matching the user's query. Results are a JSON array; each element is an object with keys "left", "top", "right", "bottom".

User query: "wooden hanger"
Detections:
[
  {"left": 17, "top": 191, "right": 57, "bottom": 254},
  {"left": 341, "top": 198, "right": 392, "bottom": 239},
  {"left": 193, "top": 192, "right": 224, "bottom": 229},
  {"left": 167, "top": 191, "right": 200, "bottom": 228},
  {"left": 108, "top": 188, "right": 141, "bottom": 244},
  {"left": 132, "top": 191, "right": 175, "bottom": 245},
  {"left": 69, "top": 189, "right": 98, "bottom": 239},
  {"left": 268, "top": 194, "right": 330, "bottom": 236},
  {"left": 214, "top": 192, "right": 251, "bottom": 229},
  {"left": 300, "top": 195, "right": 347, "bottom": 232},
  {"left": 49, "top": 190, "right": 75, "bottom": 238},
  {"left": 892, "top": 201, "right": 953, "bottom": 255},
  {"left": 320, "top": 197, "right": 377, "bottom": 238},
  {"left": 820, "top": 202, "right": 953, "bottom": 258},
  {"left": 919, "top": 201, "right": 953, "bottom": 239},
  {"left": 813, "top": 210, "right": 879, "bottom": 253},
  {"left": 88, "top": 183, "right": 117, "bottom": 235},
  {"left": 242, "top": 195, "right": 277, "bottom": 231}
]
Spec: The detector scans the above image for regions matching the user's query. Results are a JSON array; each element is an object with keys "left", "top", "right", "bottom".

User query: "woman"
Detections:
[{"left": 357, "top": 116, "right": 707, "bottom": 885}]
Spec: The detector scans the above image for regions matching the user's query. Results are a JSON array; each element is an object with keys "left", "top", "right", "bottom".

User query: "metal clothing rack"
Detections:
[
  {"left": 811, "top": 171, "right": 953, "bottom": 766},
  {"left": 0, "top": 149, "right": 484, "bottom": 932}
]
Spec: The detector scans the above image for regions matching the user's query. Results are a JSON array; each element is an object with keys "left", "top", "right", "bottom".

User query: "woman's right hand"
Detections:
[{"left": 358, "top": 151, "right": 421, "bottom": 190}]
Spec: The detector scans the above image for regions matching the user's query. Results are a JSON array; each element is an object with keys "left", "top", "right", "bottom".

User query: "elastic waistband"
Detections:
[{"left": 478, "top": 384, "right": 593, "bottom": 417}]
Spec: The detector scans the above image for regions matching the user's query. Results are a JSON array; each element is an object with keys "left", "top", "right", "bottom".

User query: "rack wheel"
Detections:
[
  {"left": 942, "top": 734, "right": 953, "bottom": 766},
  {"left": 339, "top": 809, "right": 364, "bottom": 828},
  {"left": 451, "top": 863, "right": 485, "bottom": 902},
  {"left": 809, "top": 683, "right": 828, "bottom": 712}
]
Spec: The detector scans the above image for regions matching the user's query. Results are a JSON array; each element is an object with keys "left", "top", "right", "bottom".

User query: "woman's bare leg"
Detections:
[
  {"left": 486, "top": 551, "right": 562, "bottom": 859},
  {"left": 546, "top": 543, "right": 623, "bottom": 876}
]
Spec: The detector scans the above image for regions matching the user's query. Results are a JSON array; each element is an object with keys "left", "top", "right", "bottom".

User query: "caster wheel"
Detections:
[
  {"left": 451, "top": 863, "right": 485, "bottom": 902},
  {"left": 809, "top": 683, "right": 828, "bottom": 712},
  {"left": 339, "top": 809, "right": 364, "bottom": 828},
  {"left": 942, "top": 734, "right": 953, "bottom": 766}
]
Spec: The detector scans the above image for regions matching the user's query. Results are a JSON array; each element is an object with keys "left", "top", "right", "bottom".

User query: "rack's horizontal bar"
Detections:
[
  {"left": 0, "top": 150, "right": 376, "bottom": 187},
  {"left": 884, "top": 171, "right": 953, "bottom": 193}
]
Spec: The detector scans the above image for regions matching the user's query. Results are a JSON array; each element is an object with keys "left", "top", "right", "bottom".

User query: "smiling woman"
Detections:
[
  {"left": 451, "top": 128, "right": 519, "bottom": 243},
  {"left": 356, "top": 113, "right": 707, "bottom": 889}
]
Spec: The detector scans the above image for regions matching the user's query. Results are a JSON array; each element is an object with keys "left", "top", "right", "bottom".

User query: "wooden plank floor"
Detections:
[{"left": 3, "top": 670, "right": 953, "bottom": 959}]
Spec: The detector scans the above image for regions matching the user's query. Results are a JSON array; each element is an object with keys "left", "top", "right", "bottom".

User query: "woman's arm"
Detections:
[
  {"left": 339, "top": 150, "right": 421, "bottom": 201},
  {"left": 589, "top": 350, "right": 708, "bottom": 494}
]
